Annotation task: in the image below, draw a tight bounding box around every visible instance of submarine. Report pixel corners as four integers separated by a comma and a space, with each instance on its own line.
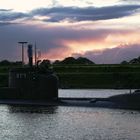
0, 43, 58, 101
0, 43, 140, 110
89, 90, 140, 109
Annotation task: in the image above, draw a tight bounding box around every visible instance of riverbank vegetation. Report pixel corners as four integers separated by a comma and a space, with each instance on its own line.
0, 56, 140, 89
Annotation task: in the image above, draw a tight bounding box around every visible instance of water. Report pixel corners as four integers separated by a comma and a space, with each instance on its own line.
0, 89, 140, 140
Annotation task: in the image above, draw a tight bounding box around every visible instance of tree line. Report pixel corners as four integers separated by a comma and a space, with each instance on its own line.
0, 57, 95, 66
0, 60, 22, 66
121, 56, 140, 64
1, 55, 140, 66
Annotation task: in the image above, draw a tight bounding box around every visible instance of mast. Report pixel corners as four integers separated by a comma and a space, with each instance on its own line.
18, 42, 28, 66
35, 42, 37, 66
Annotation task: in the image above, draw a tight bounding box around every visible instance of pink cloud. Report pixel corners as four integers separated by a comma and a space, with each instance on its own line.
41, 46, 72, 61
72, 44, 140, 64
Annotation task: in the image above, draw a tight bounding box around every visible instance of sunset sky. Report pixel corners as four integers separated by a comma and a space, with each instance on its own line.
0, 0, 140, 63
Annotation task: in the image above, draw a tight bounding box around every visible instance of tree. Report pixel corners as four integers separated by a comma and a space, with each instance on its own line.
0, 60, 11, 66
129, 58, 139, 64
54, 57, 95, 65
60, 57, 77, 64
121, 61, 128, 65
53, 60, 61, 65
39, 59, 51, 68
76, 57, 94, 64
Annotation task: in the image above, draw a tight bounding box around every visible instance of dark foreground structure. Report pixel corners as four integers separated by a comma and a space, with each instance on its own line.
0, 66, 140, 110
0, 43, 59, 101
0, 43, 140, 110
0, 68, 140, 110
0, 67, 58, 100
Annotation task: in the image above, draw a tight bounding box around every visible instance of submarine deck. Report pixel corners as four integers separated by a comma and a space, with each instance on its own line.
0, 97, 140, 110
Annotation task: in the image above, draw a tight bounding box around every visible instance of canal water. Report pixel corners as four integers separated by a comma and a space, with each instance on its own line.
0, 89, 140, 140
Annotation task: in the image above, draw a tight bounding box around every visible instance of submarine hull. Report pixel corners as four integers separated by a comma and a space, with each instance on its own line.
0, 67, 140, 110
0, 67, 58, 100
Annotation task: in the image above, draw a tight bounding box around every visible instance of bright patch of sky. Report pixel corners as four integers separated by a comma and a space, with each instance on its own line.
0, 0, 121, 12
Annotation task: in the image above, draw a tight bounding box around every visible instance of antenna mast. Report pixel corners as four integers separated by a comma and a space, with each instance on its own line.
18, 41, 28, 66
35, 42, 37, 66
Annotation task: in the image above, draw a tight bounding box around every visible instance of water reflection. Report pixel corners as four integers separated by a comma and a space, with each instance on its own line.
0, 89, 139, 140
8, 105, 58, 114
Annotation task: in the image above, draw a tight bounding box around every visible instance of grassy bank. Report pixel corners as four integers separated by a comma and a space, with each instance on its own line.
54, 64, 140, 89
1, 64, 140, 89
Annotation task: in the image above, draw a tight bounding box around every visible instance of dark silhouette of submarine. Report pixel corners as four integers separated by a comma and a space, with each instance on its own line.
0, 44, 140, 109
89, 90, 140, 109
0, 44, 58, 101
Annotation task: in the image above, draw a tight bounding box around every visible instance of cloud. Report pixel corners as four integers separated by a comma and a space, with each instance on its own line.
0, 9, 29, 23
0, 19, 139, 63
31, 5, 140, 22
120, 0, 140, 3
42, 46, 72, 60
0, 22, 18, 26
119, 0, 140, 5
0, 23, 105, 60
0, 20, 139, 61
0, 9, 12, 12
72, 44, 140, 64
0, 4, 140, 24
0, 24, 75, 61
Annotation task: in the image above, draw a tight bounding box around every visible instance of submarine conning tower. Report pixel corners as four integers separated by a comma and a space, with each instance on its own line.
8, 44, 58, 100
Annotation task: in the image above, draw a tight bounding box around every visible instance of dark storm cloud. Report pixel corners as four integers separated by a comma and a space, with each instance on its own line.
72, 44, 140, 64
0, 4, 140, 24
0, 9, 29, 24
31, 5, 140, 22
0, 22, 17, 26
